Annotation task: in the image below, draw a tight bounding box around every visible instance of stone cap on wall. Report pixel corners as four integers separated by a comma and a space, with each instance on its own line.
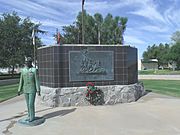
38, 44, 136, 50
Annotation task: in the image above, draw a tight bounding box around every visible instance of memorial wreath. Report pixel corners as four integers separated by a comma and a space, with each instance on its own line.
85, 82, 104, 105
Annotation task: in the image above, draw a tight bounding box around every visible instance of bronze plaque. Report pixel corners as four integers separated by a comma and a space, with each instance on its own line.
69, 50, 114, 81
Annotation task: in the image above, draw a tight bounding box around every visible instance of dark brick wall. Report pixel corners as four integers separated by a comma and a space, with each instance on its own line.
37, 45, 138, 88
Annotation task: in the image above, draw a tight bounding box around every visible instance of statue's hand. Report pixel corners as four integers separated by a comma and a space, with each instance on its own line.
18, 92, 21, 96
38, 91, 41, 96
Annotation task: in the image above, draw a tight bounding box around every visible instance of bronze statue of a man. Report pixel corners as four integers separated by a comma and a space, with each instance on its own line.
18, 57, 40, 122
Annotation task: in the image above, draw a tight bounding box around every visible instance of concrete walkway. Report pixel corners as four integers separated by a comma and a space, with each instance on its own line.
139, 75, 180, 80
1, 93, 180, 135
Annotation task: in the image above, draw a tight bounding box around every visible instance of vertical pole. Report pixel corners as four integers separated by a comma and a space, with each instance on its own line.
34, 43, 36, 67
98, 27, 100, 45
56, 28, 58, 44
78, 30, 80, 44
118, 20, 123, 45
32, 28, 36, 67
56, 28, 61, 45
82, 2, 84, 44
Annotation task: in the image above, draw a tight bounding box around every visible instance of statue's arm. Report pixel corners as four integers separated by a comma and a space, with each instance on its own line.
35, 69, 41, 94
18, 71, 24, 93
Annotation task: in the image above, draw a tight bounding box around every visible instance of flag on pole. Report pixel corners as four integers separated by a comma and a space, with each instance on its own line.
56, 28, 61, 45
82, 0, 85, 5
57, 32, 60, 45
32, 28, 35, 45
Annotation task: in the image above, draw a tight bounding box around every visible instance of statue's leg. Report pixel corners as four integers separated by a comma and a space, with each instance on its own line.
29, 93, 36, 122
24, 93, 30, 121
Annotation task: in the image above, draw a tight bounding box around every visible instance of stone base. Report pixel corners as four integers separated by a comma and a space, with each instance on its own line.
18, 117, 45, 126
38, 82, 145, 107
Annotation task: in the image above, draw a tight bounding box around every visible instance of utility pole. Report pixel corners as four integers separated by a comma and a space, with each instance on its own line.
82, 0, 85, 44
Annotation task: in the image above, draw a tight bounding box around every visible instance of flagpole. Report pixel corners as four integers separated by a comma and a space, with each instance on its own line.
32, 28, 36, 67
56, 28, 58, 44
82, 1, 84, 44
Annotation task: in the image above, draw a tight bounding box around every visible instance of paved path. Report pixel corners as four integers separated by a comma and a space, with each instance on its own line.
139, 75, 180, 80
1, 93, 180, 135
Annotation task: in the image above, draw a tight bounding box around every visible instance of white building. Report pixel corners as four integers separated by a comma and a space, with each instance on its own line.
140, 59, 158, 70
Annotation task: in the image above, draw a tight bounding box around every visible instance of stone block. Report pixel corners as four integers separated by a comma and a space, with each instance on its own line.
39, 82, 145, 107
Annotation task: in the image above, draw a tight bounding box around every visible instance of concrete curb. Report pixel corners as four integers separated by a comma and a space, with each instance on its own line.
0, 79, 19, 86
139, 75, 180, 80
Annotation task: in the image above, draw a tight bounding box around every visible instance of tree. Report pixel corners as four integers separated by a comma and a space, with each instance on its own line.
62, 10, 96, 44
169, 31, 180, 69
143, 31, 180, 70
143, 43, 170, 68
62, 25, 79, 44
156, 43, 170, 69
0, 12, 43, 76
119, 17, 128, 44
143, 44, 158, 60
94, 13, 103, 44
171, 31, 180, 43
101, 13, 113, 44
62, 11, 128, 44
169, 42, 180, 69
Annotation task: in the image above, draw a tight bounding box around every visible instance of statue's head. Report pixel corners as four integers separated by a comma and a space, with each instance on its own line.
25, 57, 33, 67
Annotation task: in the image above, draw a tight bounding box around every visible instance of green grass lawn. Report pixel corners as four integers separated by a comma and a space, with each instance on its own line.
139, 70, 180, 75
141, 80, 180, 97
0, 84, 18, 102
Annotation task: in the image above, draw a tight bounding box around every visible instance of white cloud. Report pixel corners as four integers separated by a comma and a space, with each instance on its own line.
124, 35, 145, 45
41, 36, 55, 45
31, 19, 67, 28
1, 0, 71, 21
127, 0, 180, 30
139, 25, 169, 33
128, 0, 166, 24
164, 8, 180, 28
42, 20, 65, 28
33, 0, 81, 16
84, 0, 140, 16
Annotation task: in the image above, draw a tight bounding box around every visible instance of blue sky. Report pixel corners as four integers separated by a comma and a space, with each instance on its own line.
1, 0, 180, 59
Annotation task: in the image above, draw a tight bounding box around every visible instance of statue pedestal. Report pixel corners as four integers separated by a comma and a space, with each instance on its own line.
18, 117, 45, 126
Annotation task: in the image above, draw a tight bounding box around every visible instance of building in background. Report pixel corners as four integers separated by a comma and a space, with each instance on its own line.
0, 67, 21, 74
140, 59, 158, 70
